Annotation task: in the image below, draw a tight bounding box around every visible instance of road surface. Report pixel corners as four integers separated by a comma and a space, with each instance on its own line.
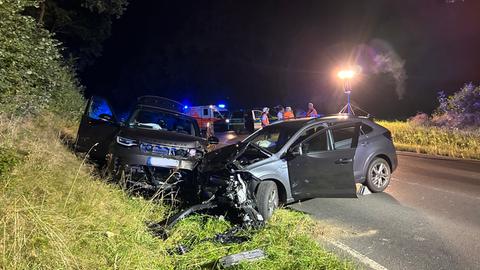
216, 131, 480, 270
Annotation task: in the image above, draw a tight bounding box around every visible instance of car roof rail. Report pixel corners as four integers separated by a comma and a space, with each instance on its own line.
305, 114, 369, 124
136, 96, 184, 113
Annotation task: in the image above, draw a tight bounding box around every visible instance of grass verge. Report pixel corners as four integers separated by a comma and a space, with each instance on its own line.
0, 114, 354, 269
377, 120, 480, 160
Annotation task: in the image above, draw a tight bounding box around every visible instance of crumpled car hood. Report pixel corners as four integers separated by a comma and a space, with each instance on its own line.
118, 127, 207, 149
200, 144, 241, 172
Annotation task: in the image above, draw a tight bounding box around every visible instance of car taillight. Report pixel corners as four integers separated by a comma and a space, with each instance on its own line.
383, 131, 392, 141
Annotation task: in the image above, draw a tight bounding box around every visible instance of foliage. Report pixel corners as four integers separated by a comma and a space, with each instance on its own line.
0, 114, 353, 269
0, 147, 24, 176
27, 0, 128, 69
408, 112, 430, 127
0, 0, 85, 117
433, 83, 480, 129
378, 120, 480, 160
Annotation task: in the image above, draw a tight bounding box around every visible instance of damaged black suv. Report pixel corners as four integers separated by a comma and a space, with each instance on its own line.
76, 96, 264, 228
75, 96, 220, 193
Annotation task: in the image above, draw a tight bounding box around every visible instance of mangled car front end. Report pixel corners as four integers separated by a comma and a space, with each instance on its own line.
106, 128, 208, 192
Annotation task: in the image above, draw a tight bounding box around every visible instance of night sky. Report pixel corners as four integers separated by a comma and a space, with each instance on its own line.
81, 0, 480, 119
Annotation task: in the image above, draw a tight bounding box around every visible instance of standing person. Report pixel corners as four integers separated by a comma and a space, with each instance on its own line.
261, 107, 270, 127
284, 107, 295, 119
306, 102, 318, 118
277, 106, 284, 121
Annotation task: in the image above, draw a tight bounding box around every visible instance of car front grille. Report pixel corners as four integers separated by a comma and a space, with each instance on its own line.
139, 143, 190, 158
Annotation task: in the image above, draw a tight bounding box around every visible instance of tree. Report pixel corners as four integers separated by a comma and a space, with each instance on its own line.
29, 0, 128, 70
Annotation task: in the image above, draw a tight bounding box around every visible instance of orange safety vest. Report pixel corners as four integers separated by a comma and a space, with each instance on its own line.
306, 108, 318, 117
284, 111, 294, 119
261, 112, 269, 127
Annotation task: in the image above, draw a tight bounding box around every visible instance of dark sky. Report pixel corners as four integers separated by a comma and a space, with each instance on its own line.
82, 0, 480, 119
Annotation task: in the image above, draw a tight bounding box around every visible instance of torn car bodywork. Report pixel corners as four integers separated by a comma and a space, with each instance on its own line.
148, 144, 267, 239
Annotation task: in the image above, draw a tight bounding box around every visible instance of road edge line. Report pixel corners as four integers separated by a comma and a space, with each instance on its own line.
324, 239, 389, 270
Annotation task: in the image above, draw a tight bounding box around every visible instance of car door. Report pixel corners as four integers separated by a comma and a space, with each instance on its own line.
353, 122, 375, 182
75, 96, 120, 160
287, 123, 360, 200
252, 110, 262, 130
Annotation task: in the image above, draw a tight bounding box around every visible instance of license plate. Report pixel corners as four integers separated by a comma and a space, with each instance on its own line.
147, 157, 180, 167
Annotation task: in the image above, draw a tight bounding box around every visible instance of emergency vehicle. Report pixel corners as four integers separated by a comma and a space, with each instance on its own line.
184, 104, 230, 132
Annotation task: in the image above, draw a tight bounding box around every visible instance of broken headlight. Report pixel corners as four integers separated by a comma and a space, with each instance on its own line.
116, 136, 138, 147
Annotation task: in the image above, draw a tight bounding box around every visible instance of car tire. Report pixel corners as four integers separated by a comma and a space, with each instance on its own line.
365, 157, 391, 192
255, 181, 279, 221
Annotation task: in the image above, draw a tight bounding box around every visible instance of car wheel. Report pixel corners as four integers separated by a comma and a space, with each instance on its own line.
366, 157, 391, 192
256, 181, 279, 220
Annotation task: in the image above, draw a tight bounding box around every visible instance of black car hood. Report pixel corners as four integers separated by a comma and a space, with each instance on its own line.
118, 127, 207, 149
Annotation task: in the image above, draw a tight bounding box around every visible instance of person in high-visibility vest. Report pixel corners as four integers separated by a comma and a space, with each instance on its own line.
284, 107, 295, 119
306, 102, 318, 118
261, 107, 270, 127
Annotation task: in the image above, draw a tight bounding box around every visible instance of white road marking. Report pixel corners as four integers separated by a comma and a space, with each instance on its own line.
391, 177, 480, 201
326, 239, 389, 270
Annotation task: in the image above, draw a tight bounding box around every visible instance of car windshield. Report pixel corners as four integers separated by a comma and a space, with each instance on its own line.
243, 121, 307, 153
128, 108, 199, 136
231, 111, 244, 118
213, 110, 229, 119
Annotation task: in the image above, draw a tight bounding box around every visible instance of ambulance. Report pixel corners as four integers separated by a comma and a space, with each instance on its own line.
184, 104, 230, 134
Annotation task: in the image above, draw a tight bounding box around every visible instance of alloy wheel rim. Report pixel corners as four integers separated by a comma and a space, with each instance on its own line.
267, 189, 278, 215
370, 162, 390, 188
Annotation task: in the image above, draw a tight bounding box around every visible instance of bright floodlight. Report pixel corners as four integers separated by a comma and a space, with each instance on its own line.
337, 69, 355, 80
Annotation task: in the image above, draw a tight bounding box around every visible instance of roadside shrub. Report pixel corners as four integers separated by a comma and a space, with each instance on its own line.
0, 147, 24, 176
433, 83, 480, 129
0, 0, 85, 118
408, 112, 431, 127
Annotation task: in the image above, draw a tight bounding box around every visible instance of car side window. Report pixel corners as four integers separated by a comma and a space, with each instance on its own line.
292, 125, 324, 147
88, 96, 114, 120
203, 108, 209, 116
360, 123, 373, 136
303, 132, 329, 153
331, 126, 356, 149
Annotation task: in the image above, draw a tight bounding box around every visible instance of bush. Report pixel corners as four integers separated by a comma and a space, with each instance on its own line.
433, 83, 480, 129
0, 147, 24, 176
0, 0, 85, 118
408, 112, 431, 127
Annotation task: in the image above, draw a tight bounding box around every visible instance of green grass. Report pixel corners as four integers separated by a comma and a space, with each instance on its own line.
0, 115, 354, 269
377, 120, 480, 160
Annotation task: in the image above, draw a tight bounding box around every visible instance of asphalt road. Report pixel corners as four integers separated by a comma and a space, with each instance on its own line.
216, 131, 480, 270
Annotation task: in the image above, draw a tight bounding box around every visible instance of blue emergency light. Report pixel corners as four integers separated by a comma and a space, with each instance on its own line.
218, 104, 226, 109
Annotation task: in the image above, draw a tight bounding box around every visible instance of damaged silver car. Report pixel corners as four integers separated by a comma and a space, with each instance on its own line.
201, 115, 397, 220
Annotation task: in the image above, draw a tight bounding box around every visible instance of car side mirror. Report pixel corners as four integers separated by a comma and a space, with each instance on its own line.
291, 144, 303, 156
283, 144, 302, 159
208, 136, 219, 145
98, 114, 113, 123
